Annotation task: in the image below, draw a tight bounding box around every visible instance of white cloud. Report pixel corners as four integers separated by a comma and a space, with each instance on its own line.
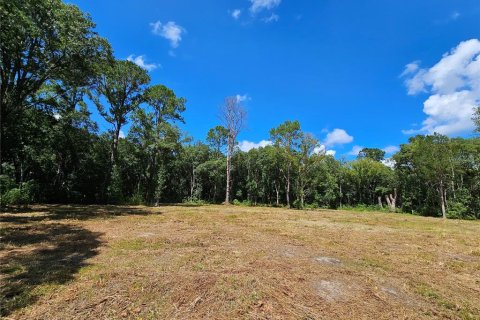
119, 130, 126, 139
401, 39, 480, 135
126, 54, 159, 71
250, 0, 281, 13
53, 113, 61, 120
313, 145, 336, 156
348, 145, 364, 156
232, 9, 242, 20
400, 60, 420, 78
262, 13, 279, 23
235, 94, 250, 102
382, 145, 399, 154
238, 140, 272, 152
326, 150, 336, 156
150, 21, 185, 48
313, 145, 325, 155
323, 128, 354, 146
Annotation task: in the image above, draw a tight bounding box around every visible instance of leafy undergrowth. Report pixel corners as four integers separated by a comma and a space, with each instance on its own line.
1, 205, 479, 319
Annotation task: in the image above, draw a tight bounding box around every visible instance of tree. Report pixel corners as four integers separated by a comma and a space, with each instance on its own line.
394, 134, 453, 218
358, 148, 385, 162
206, 125, 229, 155
0, 0, 111, 176
129, 84, 185, 205
270, 120, 302, 207
349, 158, 394, 207
296, 133, 320, 208
91, 60, 150, 165
219, 97, 246, 204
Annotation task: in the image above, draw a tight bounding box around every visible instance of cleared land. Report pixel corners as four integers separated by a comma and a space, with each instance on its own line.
1, 205, 479, 319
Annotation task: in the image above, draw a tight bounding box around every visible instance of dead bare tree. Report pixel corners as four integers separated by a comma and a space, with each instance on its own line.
219, 97, 246, 204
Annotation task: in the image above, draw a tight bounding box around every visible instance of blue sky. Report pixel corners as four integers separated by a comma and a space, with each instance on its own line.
71, 0, 480, 158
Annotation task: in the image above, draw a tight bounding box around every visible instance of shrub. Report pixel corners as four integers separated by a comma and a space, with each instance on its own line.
447, 202, 474, 220
1, 181, 38, 206
127, 193, 144, 205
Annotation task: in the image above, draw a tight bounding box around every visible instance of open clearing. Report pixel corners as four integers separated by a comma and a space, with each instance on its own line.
1, 205, 480, 319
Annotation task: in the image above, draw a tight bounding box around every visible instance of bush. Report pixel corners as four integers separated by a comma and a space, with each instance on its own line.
182, 198, 208, 205
1, 181, 38, 206
341, 204, 388, 212
232, 199, 252, 206
447, 201, 474, 220
127, 193, 144, 205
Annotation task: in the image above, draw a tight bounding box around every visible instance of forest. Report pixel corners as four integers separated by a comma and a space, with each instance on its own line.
1, 0, 480, 220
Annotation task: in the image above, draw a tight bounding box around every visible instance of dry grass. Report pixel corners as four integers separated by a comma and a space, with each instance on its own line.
1, 204, 479, 319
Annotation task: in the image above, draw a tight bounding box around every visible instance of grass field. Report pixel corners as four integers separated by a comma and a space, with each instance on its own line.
1, 205, 479, 319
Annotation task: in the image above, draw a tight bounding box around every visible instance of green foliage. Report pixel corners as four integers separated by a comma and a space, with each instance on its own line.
206, 126, 229, 154
107, 165, 124, 204
341, 204, 389, 213
1, 181, 38, 206
358, 148, 385, 162
232, 199, 253, 206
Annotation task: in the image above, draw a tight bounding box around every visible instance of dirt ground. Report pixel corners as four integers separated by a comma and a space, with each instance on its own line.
1, 204, 479, 319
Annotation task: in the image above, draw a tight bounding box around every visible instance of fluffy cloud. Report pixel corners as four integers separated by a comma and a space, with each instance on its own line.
231, 9, 242, 20
348, 145, 364, 156
323, 128, 354, 147
127, 54, 159, 71
313, 145, 336, 156
250, 0, 281, 13
150, 21, 185, 48
382, 145, 399, 154
326, 150, 336, 156
119, 130, 126, 139
401, 39, 480, 135
238, 140, 272, 152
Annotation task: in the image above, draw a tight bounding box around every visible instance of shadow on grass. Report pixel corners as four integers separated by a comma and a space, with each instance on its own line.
0, 223, 103, 316
0, 204, 158, 224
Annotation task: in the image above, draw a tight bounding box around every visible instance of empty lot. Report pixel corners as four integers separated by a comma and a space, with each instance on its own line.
1, 205, 479, 319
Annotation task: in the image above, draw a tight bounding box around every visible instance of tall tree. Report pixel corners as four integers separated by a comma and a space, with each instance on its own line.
129, 84, 185, 205
219, 97, 246, 204
358, 148, 386, 162
91, 60, 150, 165
296, 133, 320, 207
0, 0, 110, 176
206, 125, 229, 155
394, 134, 453, 218
270, 120, 302, 207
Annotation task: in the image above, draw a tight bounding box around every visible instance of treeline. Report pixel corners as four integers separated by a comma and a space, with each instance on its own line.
1, 0, 480, 219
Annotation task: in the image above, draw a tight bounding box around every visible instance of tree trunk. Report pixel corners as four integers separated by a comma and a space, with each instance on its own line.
274, 182, 280, 206
439, 181, 447, 219
190, 165, 195, 200
339, 184, 342, 208
385, 188, 397, 212
225, 150, 231, 204
377, 196, 383, 208
286, 166, 291, 207
111, 125, 121, 165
